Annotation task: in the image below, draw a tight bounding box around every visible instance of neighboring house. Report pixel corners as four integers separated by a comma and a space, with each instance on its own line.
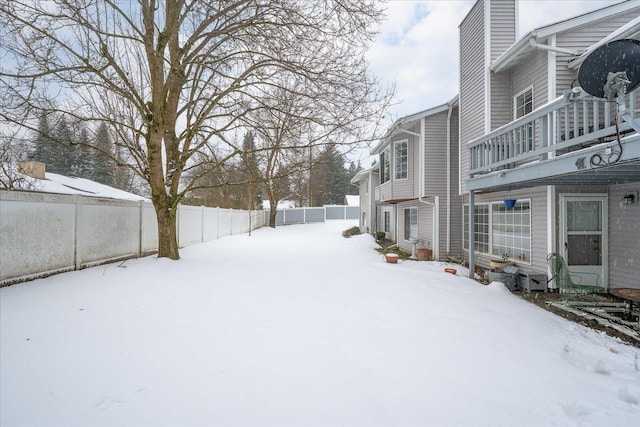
459, 0, 640, 291
344, 194, 359, 207
350, 167, 378, 235
17, 161, 146, 201
370, 97, 461, 260
262, 199, 296, 210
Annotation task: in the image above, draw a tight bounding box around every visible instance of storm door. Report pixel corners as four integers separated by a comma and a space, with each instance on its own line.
560, 195, 608, 288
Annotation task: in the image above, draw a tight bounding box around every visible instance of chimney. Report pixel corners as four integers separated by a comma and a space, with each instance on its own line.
18, 161, 46, 180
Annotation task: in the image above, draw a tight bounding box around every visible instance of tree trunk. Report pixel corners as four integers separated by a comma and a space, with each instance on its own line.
154, 199, 180, 260
269, 208, 277, 228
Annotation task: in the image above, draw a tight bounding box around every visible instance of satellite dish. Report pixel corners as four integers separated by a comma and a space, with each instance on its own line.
577, 39, 640, 99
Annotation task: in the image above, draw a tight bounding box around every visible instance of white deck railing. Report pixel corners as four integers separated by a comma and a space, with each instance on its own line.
468, 89, 637, 177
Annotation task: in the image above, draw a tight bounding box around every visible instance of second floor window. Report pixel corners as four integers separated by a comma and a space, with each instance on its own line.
394, 140, 408, 180
381, 147, 391, 183
515, 88, 533, 118
515, 88, 534, 152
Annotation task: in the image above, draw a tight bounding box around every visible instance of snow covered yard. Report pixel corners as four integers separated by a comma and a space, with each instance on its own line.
1, 220, 639, 426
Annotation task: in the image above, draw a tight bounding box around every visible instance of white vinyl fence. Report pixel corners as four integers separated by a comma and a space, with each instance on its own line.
0, 190, 265, 286
265, 205, 359, 226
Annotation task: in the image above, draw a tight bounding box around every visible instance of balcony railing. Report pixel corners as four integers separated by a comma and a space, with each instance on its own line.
468, 89, 638, 177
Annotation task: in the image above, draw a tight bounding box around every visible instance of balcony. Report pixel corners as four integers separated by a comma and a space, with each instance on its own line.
467, 89, 640, 192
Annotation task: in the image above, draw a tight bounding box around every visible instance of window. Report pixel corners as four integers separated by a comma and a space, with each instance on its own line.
404, 208, 418, 240
514, 88, 534, 152
463, 204, 489, 253
384, 210, 391, 233
394, 140, 408, 180
464, 201, 531, 262
515, 88, 533, 118
491, 202, 531, 261
380, 147, 391, 183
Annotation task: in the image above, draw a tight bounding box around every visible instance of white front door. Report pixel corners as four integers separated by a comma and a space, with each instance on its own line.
560, 195, 608, 289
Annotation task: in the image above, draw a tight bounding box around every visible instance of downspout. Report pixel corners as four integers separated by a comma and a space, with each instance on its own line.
446, 102, 453, 255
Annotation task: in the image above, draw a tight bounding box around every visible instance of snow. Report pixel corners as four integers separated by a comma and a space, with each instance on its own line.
1, 220, 639, 426
24, 171, 147, 200
344, 194, 359, 206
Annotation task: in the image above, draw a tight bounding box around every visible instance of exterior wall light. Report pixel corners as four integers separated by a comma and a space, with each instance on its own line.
622, 193, 636, 205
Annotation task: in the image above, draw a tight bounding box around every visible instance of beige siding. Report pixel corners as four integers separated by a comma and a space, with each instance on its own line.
512, 49, 548, 111
397, 201, 433, 254
490, 71, 512, 130
489, 1, 516, 130
489, 0, 516, 61
424, 111, 448, 195
423, 107, 464, 259
608, 184, 640, 290
459, 1, 485, 194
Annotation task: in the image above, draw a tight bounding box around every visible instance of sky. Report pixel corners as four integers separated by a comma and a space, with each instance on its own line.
2, 220, 639, 425
355, 0, 623, 165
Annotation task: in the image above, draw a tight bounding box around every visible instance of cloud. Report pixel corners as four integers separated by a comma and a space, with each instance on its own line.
367, 0, 621, 121
367, 1, 473, 120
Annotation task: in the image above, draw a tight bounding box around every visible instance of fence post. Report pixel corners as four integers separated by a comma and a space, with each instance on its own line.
137, 200, 143, 257
201, 205, 205, 243
74, 195, 81, 270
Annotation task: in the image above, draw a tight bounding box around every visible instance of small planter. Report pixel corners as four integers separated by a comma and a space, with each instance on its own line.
385, 253, 399, 264
504, 199, 517, 209
416, 248, 432, 261
444, 268, 457, 275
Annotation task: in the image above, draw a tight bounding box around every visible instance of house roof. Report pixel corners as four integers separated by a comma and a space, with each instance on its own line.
490, 1, 638, 73
350, 167, 377, 185
344, 195, 359, 206
370, 95, 459, 155
26, 171, 147, 201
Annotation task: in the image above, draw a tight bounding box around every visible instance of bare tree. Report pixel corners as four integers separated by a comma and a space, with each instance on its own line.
0, 128, 38, 191
0, 0, 391, 259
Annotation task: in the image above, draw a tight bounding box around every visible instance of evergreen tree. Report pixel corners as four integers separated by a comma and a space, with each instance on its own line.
309, 144, 352, 206
31, 114, 55, 166
48, 116, 74, 174
93, 122, 116, 186
240, 131, 263, 209
70, 124, 93, 178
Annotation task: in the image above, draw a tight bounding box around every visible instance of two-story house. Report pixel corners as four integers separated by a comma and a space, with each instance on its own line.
369, 97, 462, 260
459, 0, 640, 292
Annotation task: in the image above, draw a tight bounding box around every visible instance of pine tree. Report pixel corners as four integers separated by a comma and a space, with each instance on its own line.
93, 122, 116, 186
310, 144, 353, 206
46, 116, 74, 175
31, 114, 55, 166
70, 124, 93, 178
